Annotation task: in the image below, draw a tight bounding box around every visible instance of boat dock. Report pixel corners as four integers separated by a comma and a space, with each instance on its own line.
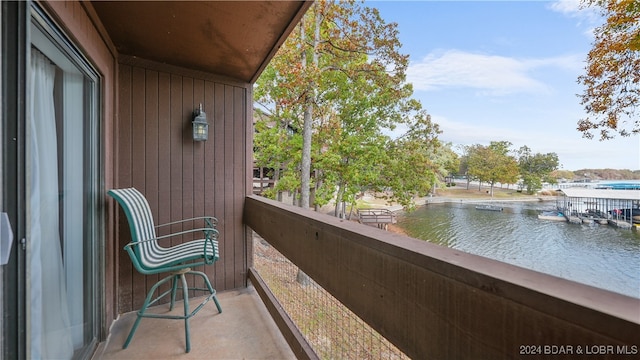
357, 208, 397, 230
608, 219, 633, 229
475, 205, 503, 211
550, 188, 640, 229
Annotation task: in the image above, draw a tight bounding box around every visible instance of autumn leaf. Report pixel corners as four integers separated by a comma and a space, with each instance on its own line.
578, 0, 640, 139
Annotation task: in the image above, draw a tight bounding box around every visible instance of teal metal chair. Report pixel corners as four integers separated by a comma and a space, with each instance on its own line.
108, 188, 222, 353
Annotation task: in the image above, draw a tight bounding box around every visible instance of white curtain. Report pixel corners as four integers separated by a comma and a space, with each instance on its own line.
27, 48, 73, 359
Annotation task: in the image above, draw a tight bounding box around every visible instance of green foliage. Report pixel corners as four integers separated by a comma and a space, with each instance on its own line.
461, 142, 559, 195
440, 142, 462, 178
466, 142, 519, 196
254, 0, 443, 211
253, 109, 303, 197
551, 169, 577, 181
517, 146, 559, 194
375, 116, 442, 210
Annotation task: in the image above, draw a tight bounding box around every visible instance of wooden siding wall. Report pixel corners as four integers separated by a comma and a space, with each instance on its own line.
116, 56, 250, 313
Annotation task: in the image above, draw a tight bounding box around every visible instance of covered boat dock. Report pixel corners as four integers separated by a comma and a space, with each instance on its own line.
559, 188, 640, 228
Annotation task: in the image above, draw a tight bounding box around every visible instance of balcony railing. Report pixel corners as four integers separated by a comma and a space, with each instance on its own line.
253, 233, 408, 359
244, 195, 640, 359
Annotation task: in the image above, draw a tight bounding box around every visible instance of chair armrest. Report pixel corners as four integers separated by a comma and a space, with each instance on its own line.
155, 216, 218, 229
124, 227, 219, 249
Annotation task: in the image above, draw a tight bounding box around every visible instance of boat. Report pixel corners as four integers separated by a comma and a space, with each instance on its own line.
538, 211, 566, 222
580, 216, 595, 225
609, 208, 640, 223
475, 205, 503, 211
581, 209, 609, 225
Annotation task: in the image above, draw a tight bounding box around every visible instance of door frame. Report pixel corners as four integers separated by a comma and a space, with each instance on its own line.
2, 1, 29, 359
2, 1, 104, 358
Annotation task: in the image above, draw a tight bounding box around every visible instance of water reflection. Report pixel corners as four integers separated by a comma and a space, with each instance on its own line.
398, 201, 640, 298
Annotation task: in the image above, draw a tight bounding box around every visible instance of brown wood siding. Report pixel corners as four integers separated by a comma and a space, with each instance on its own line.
117, 65, 134, 313
213, 82, 226, 291
116, 57, 249, 313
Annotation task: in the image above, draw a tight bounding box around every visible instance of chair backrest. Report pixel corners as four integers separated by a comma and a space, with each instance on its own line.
108, 188, 160, 269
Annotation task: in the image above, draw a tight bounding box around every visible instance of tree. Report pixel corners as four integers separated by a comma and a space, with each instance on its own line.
457, 144, 475, 190
551, 169, 576, 182
429, 141, 459, 192
467, 142, 519, 197
376, 112, 441, 210
255, 0, 440, 211
252, 110, 302, 202
578, 0, 640, 139
517, 146, 560, 194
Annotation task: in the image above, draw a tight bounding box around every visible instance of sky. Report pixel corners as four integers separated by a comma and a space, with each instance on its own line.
369, 0, 640, 171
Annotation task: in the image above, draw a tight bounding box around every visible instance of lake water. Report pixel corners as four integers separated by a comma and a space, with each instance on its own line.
397, 201, 640, 298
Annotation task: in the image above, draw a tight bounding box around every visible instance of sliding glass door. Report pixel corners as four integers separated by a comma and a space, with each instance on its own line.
26, 7, 101, 359
3, 3, 101, 358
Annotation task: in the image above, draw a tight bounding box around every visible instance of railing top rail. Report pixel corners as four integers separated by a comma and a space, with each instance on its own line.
357, 208, 393, 215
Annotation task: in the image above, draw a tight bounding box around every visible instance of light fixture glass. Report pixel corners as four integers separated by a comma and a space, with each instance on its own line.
192, 103, 209, 141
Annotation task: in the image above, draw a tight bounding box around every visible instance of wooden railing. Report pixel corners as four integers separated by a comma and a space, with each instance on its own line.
244, 195, 640, 359
252, 177, 275, 194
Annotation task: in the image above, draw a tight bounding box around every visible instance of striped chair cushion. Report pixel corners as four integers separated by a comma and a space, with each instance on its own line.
149, 238, 219, 268
108, 188, 218, 269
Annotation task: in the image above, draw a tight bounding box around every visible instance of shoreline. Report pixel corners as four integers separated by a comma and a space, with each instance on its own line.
367, 193, 559, 236
387, 223, 408, 236
364, 193, 558, 214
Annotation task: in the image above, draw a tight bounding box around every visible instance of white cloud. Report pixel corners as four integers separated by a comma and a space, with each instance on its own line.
407, 50, 582, 95
526, 55, 584, 72
548, 0, 601, 28
549, 0, 583, 15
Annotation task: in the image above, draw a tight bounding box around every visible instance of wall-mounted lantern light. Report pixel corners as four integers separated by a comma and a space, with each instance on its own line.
192, 103, 209, 141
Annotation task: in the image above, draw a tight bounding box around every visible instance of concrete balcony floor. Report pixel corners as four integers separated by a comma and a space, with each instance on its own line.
94, 286, 296, 359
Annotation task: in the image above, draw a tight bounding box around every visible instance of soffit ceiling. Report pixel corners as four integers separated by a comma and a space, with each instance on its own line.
92, 1, 311, 83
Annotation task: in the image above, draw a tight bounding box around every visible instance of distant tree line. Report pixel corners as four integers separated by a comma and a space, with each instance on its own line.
552, 168, 640, 181
455, 141, 559, 195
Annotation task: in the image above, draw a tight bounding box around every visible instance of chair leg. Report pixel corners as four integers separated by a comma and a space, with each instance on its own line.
212, 291, 222, 314
202, 272, 222, 313
187, 270, 222, 314
123, 274, 174, 349
170, 274, 179, 311
123, 312, 144, 349
180, 273, 191, 353
123, 270, 220, 352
